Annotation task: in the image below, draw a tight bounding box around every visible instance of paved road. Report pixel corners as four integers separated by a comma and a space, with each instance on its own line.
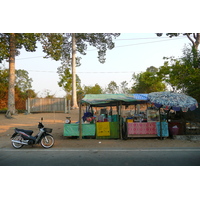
1, 147, 200, 166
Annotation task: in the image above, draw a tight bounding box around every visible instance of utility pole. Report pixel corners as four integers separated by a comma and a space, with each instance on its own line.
71, 33, 79, 109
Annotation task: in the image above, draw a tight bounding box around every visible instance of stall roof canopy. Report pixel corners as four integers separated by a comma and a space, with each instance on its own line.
81, 94, 148, 107
132, 94, 148, 101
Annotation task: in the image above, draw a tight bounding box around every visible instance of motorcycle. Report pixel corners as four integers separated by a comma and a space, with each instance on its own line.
11, 118, 54, 149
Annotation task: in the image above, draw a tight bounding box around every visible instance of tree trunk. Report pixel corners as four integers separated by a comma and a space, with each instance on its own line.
71, 33, 79, 109
6, 33, 16, 117
194, 33, 200, 50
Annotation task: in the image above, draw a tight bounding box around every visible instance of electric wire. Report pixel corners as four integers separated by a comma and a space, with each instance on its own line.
14, 36, 187, 74
15, 36, 186, 60
24, 70, 141, 74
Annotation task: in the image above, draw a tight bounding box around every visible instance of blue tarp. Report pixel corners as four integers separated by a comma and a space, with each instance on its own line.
132, 94, 148, 101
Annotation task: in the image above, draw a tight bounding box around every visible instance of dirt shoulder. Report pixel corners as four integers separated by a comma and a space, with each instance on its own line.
1, 110, 200, 149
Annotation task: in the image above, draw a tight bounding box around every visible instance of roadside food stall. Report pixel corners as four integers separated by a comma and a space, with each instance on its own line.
79, 94, 143, 139
64, 92, 198, 140
63, 94, 122, 138
78, 93, 169, 139
63, 93, 169, 139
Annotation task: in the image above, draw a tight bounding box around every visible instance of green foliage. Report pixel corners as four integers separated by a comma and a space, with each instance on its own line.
131, 67, 166, 93
57, 64, 82, 93
157, 57, 182, 92
106, 81, 119, 94
0, 65, 35, 98
0, 66, 9, 99
42, 33, 120, 65
0, 33, 39, 61
25, 89, 37, 98
157, 46, 200, 101
41, 89, 55, 98
119, 81, 130, 94
83, 84, 103, 94
39, 33, 65, 61
15, 69, 33, 92
181, 45, 200, 69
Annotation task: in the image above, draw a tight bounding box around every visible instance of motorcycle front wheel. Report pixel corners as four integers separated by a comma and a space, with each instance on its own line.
11, 135, 24, 149
40, 135, 54, 148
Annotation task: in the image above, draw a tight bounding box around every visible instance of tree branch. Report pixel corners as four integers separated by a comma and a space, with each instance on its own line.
186, 33, 195, 47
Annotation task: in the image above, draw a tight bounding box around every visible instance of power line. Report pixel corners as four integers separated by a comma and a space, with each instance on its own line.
20, 69, 141, 74
77, 71, 137, 74
88, 36, 186, 50
15, 36, 187, 60
115, 36, 185, 41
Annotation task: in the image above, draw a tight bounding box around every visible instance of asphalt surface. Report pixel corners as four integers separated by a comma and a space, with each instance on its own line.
1, 147, 200, 166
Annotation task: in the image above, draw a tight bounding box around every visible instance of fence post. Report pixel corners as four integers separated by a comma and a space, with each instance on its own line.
27, 98, 30, 114
67, 100, 71, 113
64, 98, 67, 113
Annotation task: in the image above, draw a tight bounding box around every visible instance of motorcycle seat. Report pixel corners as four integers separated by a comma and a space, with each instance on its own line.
16, 128, 33, 135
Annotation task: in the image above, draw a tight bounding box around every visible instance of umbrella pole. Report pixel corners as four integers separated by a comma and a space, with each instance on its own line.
159, 108, 162, 140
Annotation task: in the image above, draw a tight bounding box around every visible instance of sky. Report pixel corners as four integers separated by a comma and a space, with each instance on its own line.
4, 33, 190, 97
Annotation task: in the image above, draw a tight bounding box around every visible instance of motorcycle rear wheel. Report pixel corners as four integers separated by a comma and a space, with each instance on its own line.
11, 135, 24, 149
40, 135, 54, 148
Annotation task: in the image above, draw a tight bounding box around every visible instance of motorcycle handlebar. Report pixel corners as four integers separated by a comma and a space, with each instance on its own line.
38, 122, 44, 129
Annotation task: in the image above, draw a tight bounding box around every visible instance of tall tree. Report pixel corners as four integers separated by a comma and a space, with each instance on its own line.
0, 65, 36, 110
106, 81, 119, 94
0, 33, 39, 117
71, 33, 78, 108
41, 33, 120, 108
119, 81, 130, 94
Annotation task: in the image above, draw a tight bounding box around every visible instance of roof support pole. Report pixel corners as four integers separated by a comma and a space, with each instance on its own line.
118, 101, 122, 139
159, 108, 163, 140
79, 102, 82, 140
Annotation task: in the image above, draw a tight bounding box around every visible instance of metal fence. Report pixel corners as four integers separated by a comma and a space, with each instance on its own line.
26, 98, 69, 113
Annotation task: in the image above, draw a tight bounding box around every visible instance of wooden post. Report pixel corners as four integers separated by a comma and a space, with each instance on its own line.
159, 108, 163, 140
67, 100, 71, 113
27, 98, 30, 114
119, 101, 123, 139
79, 102, 82, 140
64, 98, 67, 113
